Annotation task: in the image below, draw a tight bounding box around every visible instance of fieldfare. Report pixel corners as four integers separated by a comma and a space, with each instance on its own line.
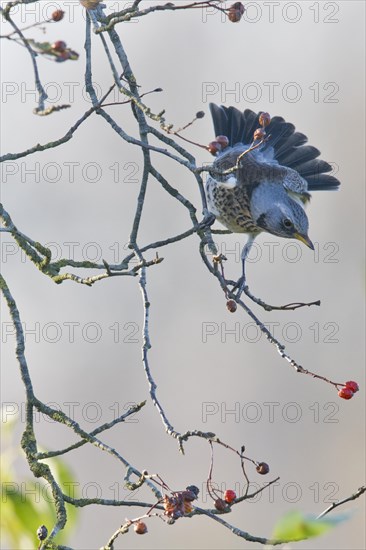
206, 104, 340, 297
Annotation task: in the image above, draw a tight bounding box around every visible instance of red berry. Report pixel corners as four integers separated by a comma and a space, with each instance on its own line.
181, 489, 197, 502
256, 462, 270, 475
214, 498, 227, 511
259, 112, 271, 127
52, 40, 67, 52
338, 387, 354, 400
226, 299, 237, 313
253, 128, 266, 141
51, 9, 64, 21
183, 501, 193, 514
208, 141, 222, 156
224, 489, 236, 504
215, 135, 229, 149
134, 521, 147, 534
345, 381, 359, 393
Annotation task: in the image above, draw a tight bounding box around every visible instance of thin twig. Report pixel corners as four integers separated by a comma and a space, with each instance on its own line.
317, 486, 366, 519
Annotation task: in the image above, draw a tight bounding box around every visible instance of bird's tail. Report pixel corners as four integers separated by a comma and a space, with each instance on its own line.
209, 104, 340, 191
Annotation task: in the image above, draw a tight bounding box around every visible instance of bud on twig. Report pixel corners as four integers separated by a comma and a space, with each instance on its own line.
37, 525, 48, 541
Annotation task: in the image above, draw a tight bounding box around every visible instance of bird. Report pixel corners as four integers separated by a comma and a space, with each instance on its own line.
206, 103, 340, 298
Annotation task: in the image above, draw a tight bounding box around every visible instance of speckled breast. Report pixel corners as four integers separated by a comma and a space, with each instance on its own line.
206, 177, 261, 234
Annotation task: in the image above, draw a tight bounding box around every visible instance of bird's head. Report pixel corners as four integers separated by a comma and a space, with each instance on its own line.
256, 199, 314, 249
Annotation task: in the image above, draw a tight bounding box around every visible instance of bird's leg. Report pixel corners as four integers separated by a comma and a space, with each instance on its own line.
231, 236, 321, 313
233, 234, 255, 299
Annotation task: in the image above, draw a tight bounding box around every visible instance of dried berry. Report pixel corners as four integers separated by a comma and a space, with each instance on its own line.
253, 128, 266, 141
215, 135, 229, 149
55, 51, 72, 62
186, 485, 200, 498
163, 495, 184, 519
227, 2, 245, 23
37, 525, 48, 541
256, 462, 270, 475
52, 40, 67, 52
338, 387, 354, 400
226, 299, 237, 313
224, 489, 236, 504
345, 381, 359, 393
183, 501, 193, 514
181, 491, 197, 502
51, 9, 64, 21
134, 521, 147, 534
259, 112, 271, 127
214, 498, 228, 511
208, 141, 222, 155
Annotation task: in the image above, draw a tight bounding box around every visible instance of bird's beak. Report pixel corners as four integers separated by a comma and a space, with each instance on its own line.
294, 232, 314, 250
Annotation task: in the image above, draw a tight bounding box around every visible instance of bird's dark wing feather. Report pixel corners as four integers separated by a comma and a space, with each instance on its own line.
209, 104, 340, 191
211, 143, 275, 189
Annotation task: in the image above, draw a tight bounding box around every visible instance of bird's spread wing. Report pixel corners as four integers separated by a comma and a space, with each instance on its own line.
281, 168, 310, 204
209, 104, 340, 192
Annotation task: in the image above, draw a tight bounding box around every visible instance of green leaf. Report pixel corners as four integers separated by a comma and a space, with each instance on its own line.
1, 481, 54, 548
1, 428, 79, 548
272, 510, 349, 542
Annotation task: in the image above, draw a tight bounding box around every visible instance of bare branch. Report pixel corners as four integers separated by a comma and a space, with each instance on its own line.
317, 486, 366, 519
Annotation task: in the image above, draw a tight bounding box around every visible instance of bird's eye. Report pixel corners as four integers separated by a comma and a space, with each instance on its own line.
283, 218, 293, 229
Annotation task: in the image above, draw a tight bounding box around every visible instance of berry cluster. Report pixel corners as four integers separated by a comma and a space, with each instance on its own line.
163, 486, 199, 519
213, 490, 237, 511
338, 380, 359, 400
208, 135, 230, 156
126, 485, 199, 536
212, 461, 270, 511
254, 111, 271, 142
